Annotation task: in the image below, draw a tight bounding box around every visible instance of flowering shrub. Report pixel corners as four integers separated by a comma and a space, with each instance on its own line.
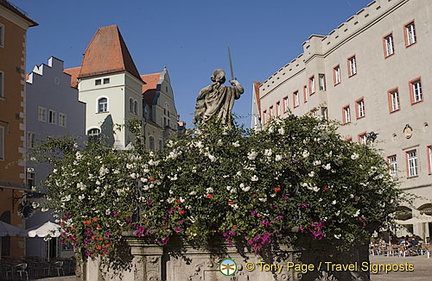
35, 115, 401, 263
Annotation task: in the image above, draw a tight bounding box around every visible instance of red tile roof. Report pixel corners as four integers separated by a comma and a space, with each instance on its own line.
141, 73, 161, 105
78, 25, 142, 81
64, 67, 81, 88
253, 81, 262, 114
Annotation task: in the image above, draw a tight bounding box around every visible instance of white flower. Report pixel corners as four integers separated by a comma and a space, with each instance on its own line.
126, 163, 134, 169
178, 197, 185, 203
335, 211, 340, 216
105, 209, 111, 215
77, 182, 86, 190
113, 169, 120, 174
334, 234, 341, 239
275, 155, 282, 161
251, 175, 259, 182
99, 166, 109, 177
232, 141, 240, 147
332, 200, 337, 205
41, 207, 49, 212
313, 160, 321, 166
307, 185, 320, 192
353, 210, 360, 217
240, 184, 251, 192
167, 198, 175, 203
189, 191, 197, 196
247, 150, 258, 160
351, 153, 359, 160
259, 197, 267, 202
302, 150, 310, 158
308, 171, 315, 177
226, 186, 232, 192
208, 154, 216, 162
206, 188, 214, 194
323, 163, 331, 170
78, 194, 85, 200
31, 202, 40, 208
264, 149, 272, 157
130, 173, 137, 179
61, 195, 71, 202
278, 127, 285, 135
230, 203, 239, 210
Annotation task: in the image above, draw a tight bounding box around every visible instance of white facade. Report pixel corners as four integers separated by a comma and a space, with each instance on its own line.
78, 71, 143, 148
255, 0, 432, 238
26, 56, 85, 259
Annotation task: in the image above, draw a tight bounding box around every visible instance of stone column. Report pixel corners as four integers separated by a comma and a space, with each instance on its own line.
126, 236, 164, 281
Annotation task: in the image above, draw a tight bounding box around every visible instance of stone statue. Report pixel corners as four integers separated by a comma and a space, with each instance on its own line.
193, 69, 244, 124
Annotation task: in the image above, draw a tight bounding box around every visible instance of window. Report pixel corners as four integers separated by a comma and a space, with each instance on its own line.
358, 132, 367, 144
87, 128, 101, 142
283, 96, 289, 113
27, 132, 36, 148
269, 106, 273, 118
103, 78, 110, 84
342, 105, 351, 124
293, 91, 299, 107
406, 150, 419, 177
387, 155, 398, 177
38, 107, 46, 122
49, 110, 56, 124
59, 113, 66, 127
0, 24, 4, 47
383, 34, 395, 57
26, 171, 35, 188
333, 65, 341, 85
0, 126, 4, 160
149, 136, 155, 150
95, 79, 102, 86
309, 76, 315, 95
405, 21, 416, 46
262, 110, 267, 125
276, 101, 281, 117
98, 98, 108, 112
0, 71, 3, 98
410, 78, 422, 104
319, 74, 326, 91
356, 98, 365, 119
321, 107, 328, 120
348, 56, 357, 77
129, 98, 134, 113
428, 146, 432, 174
133, 101, 138, 115
303, 85, 308, 103
388, 89, 400, 113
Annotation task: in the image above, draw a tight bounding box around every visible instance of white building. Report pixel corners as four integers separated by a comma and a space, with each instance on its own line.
26, 56, 85, 259
66, 25, 179, 150
254, 0, 432, 238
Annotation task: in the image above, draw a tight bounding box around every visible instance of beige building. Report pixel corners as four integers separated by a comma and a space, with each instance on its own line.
255, 0, 432, 238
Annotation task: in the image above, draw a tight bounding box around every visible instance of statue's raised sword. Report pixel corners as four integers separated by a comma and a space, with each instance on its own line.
228, 46, 236, 81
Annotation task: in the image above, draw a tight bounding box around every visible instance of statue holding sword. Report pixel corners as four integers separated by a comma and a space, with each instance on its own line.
192, 47, 244, 125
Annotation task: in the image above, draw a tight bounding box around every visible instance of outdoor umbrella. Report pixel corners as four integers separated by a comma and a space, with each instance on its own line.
0, 221, 26, 260
27, 221, 62, 262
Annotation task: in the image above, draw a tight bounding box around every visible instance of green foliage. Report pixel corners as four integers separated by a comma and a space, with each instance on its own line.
36, 115, 402, 263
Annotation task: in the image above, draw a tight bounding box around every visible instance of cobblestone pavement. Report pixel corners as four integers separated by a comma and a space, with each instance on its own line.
370, 254, 432, 281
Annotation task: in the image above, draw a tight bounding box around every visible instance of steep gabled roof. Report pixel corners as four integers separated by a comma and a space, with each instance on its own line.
253, 81, 262, 114
78, 25, 142, 81
0, 0, 38, 27
64, 67, 81, 88
141, 73, 161, 105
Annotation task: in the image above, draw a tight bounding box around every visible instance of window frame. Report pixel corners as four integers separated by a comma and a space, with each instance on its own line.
87, 128, 101, 142
347, 55, 357, 77
0, 71, 4, 98
48, 110, 56, 125
409, 78, 423, 105
59, 113, 67, 127
355, 98, 365, 119
427, 146, 432, 175
318, 74, 326, 91
95, 79, 102, 86
262, 110, 267, 125
404, 21, 417, 47
387, 154, 398, 177
27, 131, 36, 148
103, 78, 110, 84
98, 97, 109, 113
342, 105, 351, 124
275, 101, 280, 117
269, 106, 274, 118
38, 107, 47, 122
283, 96, 289, 113
0, 23, 4, 47
0, 126, 4, 161
308, 76, 315, 95
406, 149, 419, 178
293, 90, 300, 108
358, 132, 367, 144
383, 33, 395, 58
333, 65, 341, 86
388, 88, 400, 113
303, 85, 308, 103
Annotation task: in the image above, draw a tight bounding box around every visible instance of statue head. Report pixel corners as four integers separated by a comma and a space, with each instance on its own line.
210, 69, 226, 84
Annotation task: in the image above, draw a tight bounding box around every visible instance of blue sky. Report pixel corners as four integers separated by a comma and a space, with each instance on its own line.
10, 0, 371, 127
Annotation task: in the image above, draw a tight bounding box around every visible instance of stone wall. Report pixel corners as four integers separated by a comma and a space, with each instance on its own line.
83, 235, 370, 281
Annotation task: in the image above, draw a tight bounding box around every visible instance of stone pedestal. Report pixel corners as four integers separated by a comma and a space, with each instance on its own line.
84, 235, 370, 281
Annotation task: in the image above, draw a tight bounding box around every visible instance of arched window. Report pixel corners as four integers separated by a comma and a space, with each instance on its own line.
98, 98, 108, 113
133, 101, 138, 115
149, 136, 155, 150
129, 98, 134, 113
87, 128, 101, 142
